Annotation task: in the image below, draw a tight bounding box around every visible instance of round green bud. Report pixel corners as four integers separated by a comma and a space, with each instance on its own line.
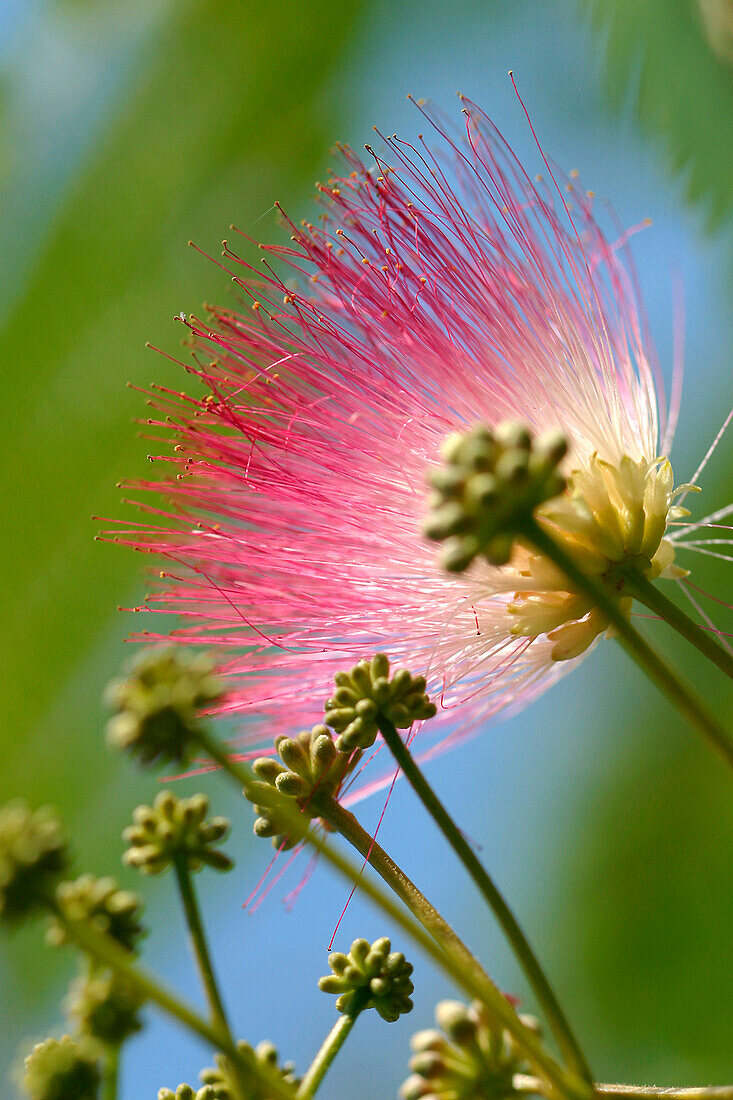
123, 792, 232, 875
275, 772, 310, 798
324, 655, 436, 752
0, 802, 69, 923
408, 1028, 446, 1053
407, 1050, 448, 1079
105, 647, 223, 768
319, 937, 414, 1022
49, 874, 145, 953
424, 422, 568, 572
21, 1035, 101, 1100
251, 758, 284, 784
399, 1075, 433, 1100
434, 999, 477, 1044
158, 1087, 216, 1100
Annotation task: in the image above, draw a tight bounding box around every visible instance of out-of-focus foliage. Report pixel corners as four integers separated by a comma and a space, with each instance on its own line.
0, 0, 365, 1050
697, 0, 733, 64
587, 0, 733, 225
551, 615, 733, 1082
0, 0, 365, 820
562, 7, 733, 1081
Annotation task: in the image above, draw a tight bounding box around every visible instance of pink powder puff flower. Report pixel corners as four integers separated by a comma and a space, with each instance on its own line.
111, 94, 709, 768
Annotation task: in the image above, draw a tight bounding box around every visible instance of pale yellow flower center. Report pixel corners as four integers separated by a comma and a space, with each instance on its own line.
507, 454, 694, 661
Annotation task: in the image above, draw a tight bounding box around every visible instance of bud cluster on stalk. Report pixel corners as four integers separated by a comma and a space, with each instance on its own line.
319, 937, 415, 1022
401, 999, 541, 1100
198, 1039, 298, 1100
325, 653, 436, 751
48, 874, 146, 953
65, 971, 143, 1047
245, 724, 348, 850
21, 1035, 102, 1100
105, 647, 224, 766
424, 422, 568, 571
0, 801, 69, 922
123, 791, 232, 875
244, 654, 437, 849
4, 640, 568, 1100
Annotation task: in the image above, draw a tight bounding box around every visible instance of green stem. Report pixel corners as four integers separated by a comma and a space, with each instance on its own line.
102, 1046, 119, 1100
296, 1000, 366, 1100
375, 715, 592, 1085
320, 796, 486, 982
597, 1089, 733, 1100
622, 569, 733, 681
319, 796, 589, 1100
194, 732, 447, 966
173, 855, 231, 1035
523, 518, 733, 769
46, 902, 295, 1100
515, 1080, 733, 1100
195, 730, 590, 1100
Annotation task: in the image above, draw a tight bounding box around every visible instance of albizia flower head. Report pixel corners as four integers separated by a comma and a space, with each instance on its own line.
113, 95, 702, 765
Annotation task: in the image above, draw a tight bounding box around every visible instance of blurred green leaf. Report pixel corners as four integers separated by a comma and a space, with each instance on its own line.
587, 0, 733, 225
557, 10, 733, 1072
1, 0, 365, 791
0, 0, 366, 1040
548, 557, 733, 1083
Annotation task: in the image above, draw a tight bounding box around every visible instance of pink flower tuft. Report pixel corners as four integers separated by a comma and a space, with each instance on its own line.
110, 96, 674, 767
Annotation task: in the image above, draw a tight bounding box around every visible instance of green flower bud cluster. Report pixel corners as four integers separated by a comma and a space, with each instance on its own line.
400, 999, 540, 1099
325, 654, 436, 751
199, 1040, 298, 1099
21, 1035, 101, 1100
66, 971, 143, 1046
0, 802, 69, 922
158, 1086, 216, 1100
123, 792, 232, 875
245, 725, 348, 850
319, 937, 414, 1022
0, 799, 146, 1085
48, 874, 145, 953
424, 423, 568, 571
105, 647, 223, 766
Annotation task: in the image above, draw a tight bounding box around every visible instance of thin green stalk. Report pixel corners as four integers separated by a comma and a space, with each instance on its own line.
194, 731, 449, 967
515, 1079, 733, 1100
195, 730, 590, 1100
173, 855, 231, 1035
319, 796, 486, 982
171, 859, 247, 1100
375, 714, 592, 1085
46, 902, 295, 1100
102, 1046, 119, 1100
596, 1088, 733, 1100
296, 997, 368, 1100
523, 518, 733, 769
621, 569, 733, 681
318, 796, 589, 1100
